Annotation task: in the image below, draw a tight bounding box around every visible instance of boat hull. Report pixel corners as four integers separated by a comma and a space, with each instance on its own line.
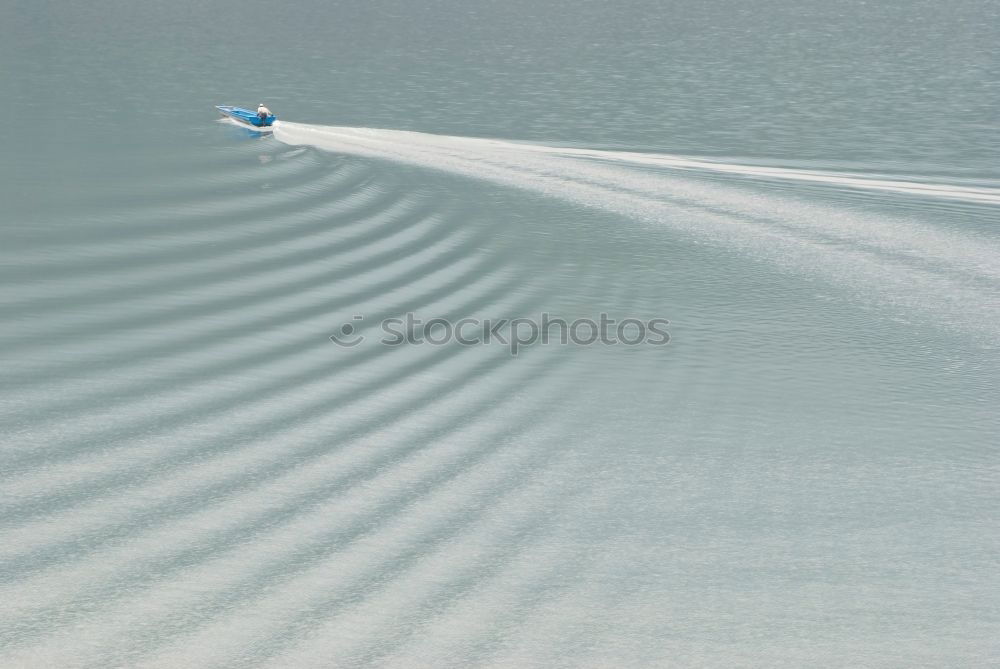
216, 105, 276, 133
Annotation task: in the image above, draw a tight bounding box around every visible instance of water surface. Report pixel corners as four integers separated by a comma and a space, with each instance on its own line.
2, 0, 999, 666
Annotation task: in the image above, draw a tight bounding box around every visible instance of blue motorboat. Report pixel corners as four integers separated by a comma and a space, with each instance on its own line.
216, 105, 276, 132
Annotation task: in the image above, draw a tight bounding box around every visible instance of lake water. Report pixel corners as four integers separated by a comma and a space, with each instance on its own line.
2, 0, 999, 666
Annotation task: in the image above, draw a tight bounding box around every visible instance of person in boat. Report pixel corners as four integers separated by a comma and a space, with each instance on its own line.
256, 103, 272, 126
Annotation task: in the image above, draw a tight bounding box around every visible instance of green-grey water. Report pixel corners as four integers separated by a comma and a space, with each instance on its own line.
2, 1, 999, 666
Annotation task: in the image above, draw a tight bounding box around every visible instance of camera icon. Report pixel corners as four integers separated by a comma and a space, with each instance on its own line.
329, 315, 365, 347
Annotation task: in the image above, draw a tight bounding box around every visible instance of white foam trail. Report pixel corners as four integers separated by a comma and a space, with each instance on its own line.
273, 123, 1000, 205
274, 122, 1000, 342
544, 147, 1000, 205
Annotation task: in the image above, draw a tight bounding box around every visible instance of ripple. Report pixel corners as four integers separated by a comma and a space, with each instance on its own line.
0, 162, 376, 275
17, 356, 579, 668
0, 253, 523, 529
0, 285, 568, 662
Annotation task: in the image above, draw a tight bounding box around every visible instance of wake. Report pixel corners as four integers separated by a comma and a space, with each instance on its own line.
274, 123, 1000, 205
274, 122, 1000, 342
